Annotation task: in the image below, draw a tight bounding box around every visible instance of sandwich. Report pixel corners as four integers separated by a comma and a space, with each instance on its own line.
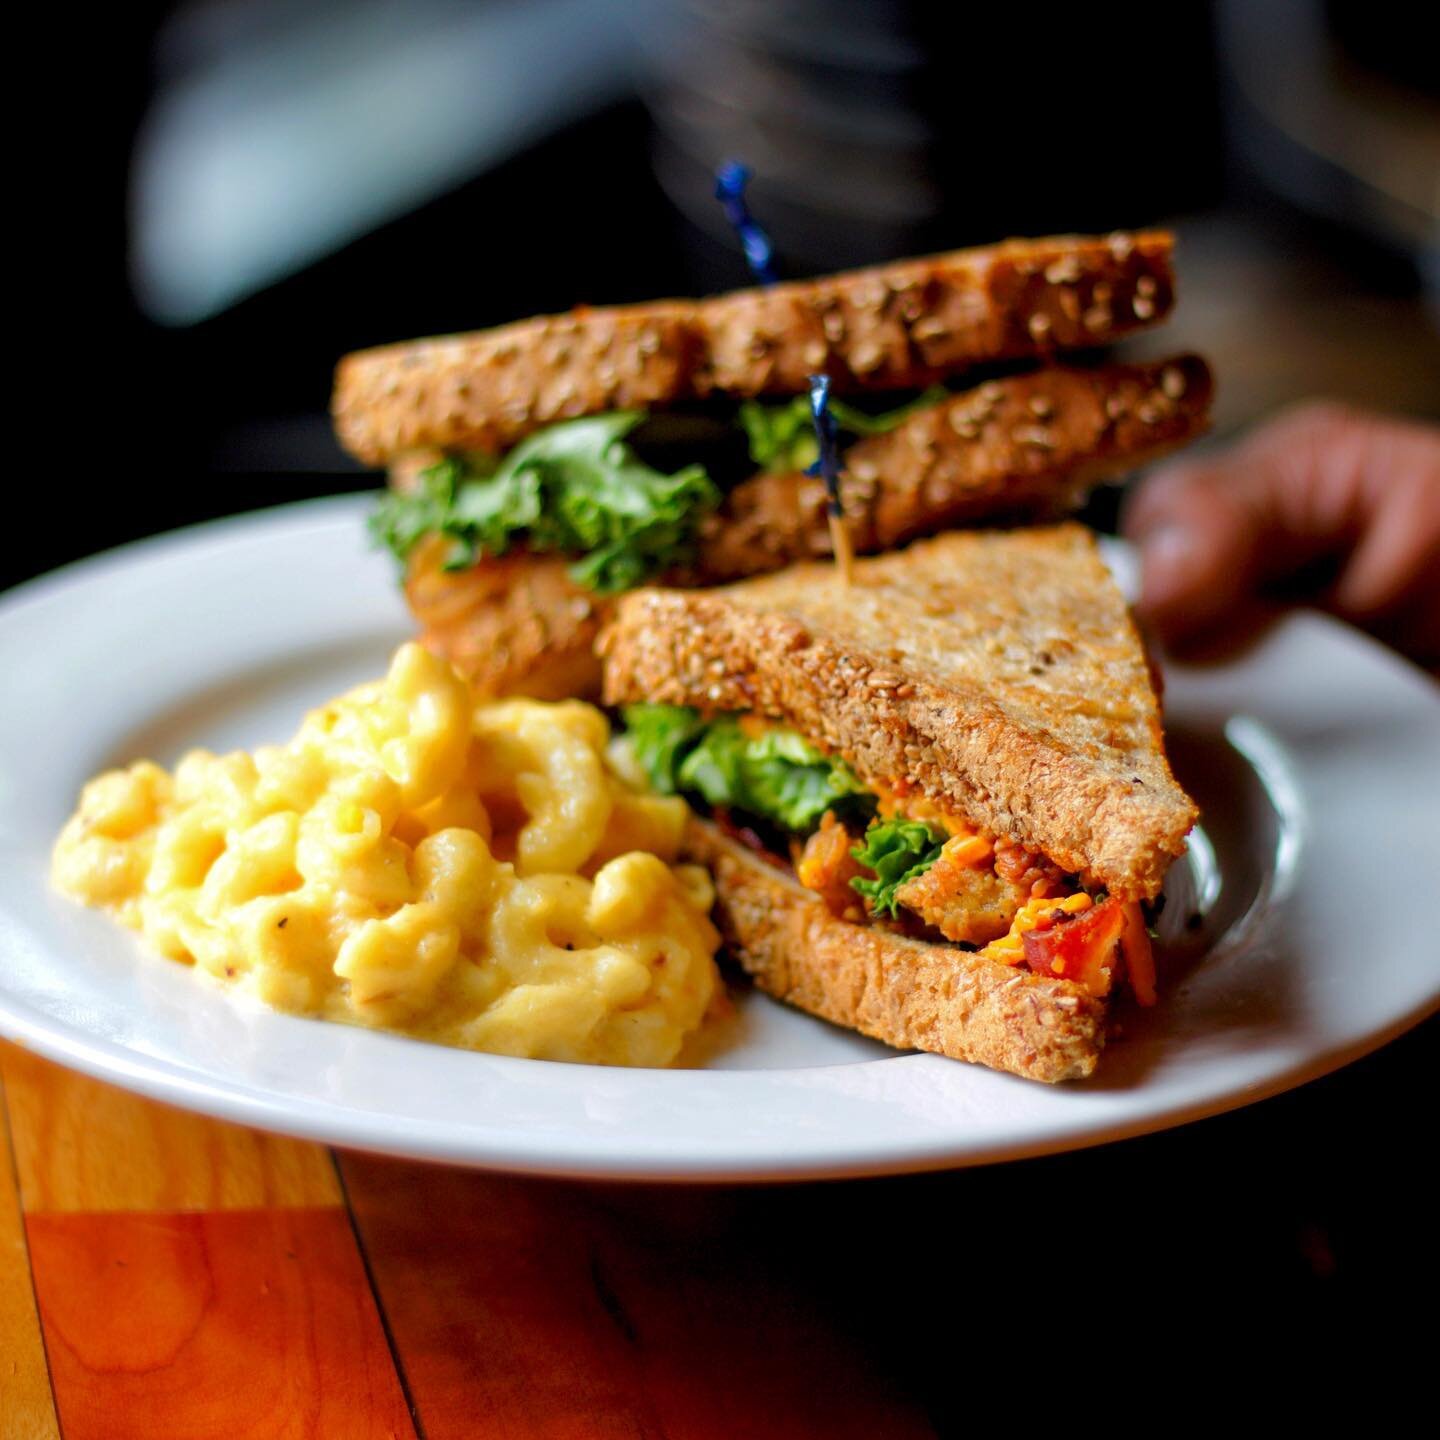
333, 232, 1212, 699
599, 525, 1198, 1083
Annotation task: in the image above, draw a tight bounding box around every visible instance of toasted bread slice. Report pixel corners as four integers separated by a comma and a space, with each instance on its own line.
403, 357, 1210, 699
333, 232, 1175, 465
683, 817, 1107, 1082
601, 525, 1196, 899
693, 231, 1175, 398
695, 355, 1211, 579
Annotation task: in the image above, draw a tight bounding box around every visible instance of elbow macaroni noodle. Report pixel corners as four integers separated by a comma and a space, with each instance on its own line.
52, 643, 721, 1067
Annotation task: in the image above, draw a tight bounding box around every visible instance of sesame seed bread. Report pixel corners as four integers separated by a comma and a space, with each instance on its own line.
683, 817, 1107, 1082
694, 231, 1175, 399
405, 357, 1211, 699
335, 307, 699, 467
600, 525, 1197, 900
332, 232, 1175, 465
695, 354, 1211, 579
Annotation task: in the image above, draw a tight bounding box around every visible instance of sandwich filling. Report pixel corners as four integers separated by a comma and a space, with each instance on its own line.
370, 395, 939, 595
617, 704, 1156, 1003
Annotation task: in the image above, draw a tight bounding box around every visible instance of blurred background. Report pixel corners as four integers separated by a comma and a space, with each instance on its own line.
12, 0, 1438, 590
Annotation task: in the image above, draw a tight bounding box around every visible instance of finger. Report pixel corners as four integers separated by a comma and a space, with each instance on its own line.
1122, 459, 1268, 642
1334, 429, 1440, 619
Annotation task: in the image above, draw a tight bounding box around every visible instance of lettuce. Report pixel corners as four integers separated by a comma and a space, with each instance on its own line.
368, 412, 721, 594
738, 387, 950, 473
849, 818, 946, 918
619, 704, 709, 793
620, 706, 871, 833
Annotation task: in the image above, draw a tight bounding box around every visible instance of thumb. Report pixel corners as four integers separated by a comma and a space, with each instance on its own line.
1122, 458, 1267, 643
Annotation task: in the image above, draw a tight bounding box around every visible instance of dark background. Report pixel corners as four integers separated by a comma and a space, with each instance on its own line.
10, 0, 1437, 593
9, 0, 1438, 1405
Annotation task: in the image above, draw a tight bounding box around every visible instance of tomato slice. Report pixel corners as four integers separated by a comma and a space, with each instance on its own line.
1021, 898, 1127, 996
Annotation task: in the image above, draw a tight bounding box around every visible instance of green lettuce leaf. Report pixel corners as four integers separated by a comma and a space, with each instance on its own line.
733, 728, 872, 833
620, 706, 871, 833
849, 817, 946, 918
619, 704, 708, 794
738, 387, 950, 472
367, 411, 722, 594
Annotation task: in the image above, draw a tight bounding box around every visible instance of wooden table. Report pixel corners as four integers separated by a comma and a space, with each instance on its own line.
3, 1015, 1432, 1436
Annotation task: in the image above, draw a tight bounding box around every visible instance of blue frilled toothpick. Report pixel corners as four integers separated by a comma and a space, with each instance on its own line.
714, 161, 778, 287
808, 374, 855, 585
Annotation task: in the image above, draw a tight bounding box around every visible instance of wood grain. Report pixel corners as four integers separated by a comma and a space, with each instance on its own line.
0, 1043, 341, 1213
26, 1207, 415, 1440
341, 1155, 936, 1440
0, 1075, 60, 1440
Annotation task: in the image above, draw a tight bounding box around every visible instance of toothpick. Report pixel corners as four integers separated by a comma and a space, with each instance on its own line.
808, 374, 854, 586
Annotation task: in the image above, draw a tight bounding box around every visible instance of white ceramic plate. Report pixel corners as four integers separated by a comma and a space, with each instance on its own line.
2, 497, 1437, 1181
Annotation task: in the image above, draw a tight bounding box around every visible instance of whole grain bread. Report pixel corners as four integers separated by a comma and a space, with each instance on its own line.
683, 817, 1107, 1082
695, 355, 1211, 579
601, 525, 1197, 899
405, 357, 1210, 698
693, 231, 1175, 398
333, 232, 1175, 465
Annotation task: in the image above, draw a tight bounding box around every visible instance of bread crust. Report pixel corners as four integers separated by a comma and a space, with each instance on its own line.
601, 525, 1197, 899
684, 818, 1107, 1082
333, 233, 1175, 465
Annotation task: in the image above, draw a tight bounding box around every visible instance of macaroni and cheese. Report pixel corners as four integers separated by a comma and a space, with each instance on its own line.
52, 643, 722, 1067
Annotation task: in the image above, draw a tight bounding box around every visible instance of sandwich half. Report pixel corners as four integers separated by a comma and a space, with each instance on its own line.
336, 232, 1212, 699
599, 525, 1197, 1082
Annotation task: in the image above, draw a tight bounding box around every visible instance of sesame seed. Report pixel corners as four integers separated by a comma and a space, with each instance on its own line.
1105, 395, 1129, 420
1028, 313, 1052, 340
1013, 425, 1055, 449
851, 342, 884, 373
822, 313, 846, 342
1161, 365, 1187, 398
1028, 395, 1054, 419
1082, 306, 1111, 333
912, 317, 949, 341
1136, 275, 1158, 298
1132, 296, 1155, 320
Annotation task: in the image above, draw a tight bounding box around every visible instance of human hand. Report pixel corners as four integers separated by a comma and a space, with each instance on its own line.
1124, 402, 1440, 663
